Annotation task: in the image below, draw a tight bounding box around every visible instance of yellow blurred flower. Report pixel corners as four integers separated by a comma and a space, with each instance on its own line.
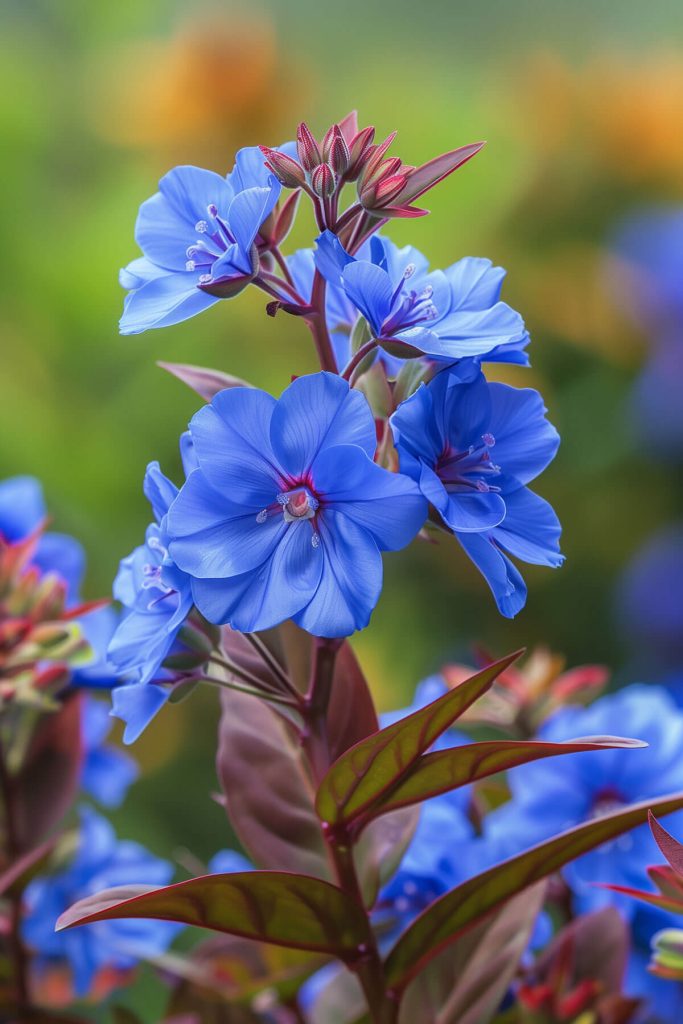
89, 9, 311, 164
513, 51, 683, 184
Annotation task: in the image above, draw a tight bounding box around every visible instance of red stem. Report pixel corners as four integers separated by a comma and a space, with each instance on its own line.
304, 271, 338, 373
0, 738, 30, 1010
342, 339, 379, 383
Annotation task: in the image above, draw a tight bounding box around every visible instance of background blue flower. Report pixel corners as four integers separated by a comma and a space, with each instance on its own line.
81, 696, 138, 808
167, 372, 427, 637
22, 808, 177, 996
391, 368, 562, 617
485, 685, 683, 917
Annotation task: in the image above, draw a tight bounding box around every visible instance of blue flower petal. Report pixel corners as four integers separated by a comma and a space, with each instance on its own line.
168, 469, 286, 579
188, 388, 280, 500
492, 487, 564, 567
143, 462, 178, 524
192, 519, 323, 632
456, 532, 528, 617
136, 166, 235, 271
486, 384, 560, 485
111, 682, 171, 744
311, 444, 427, 550
294, 511, 383, 637
443, 257, 506, 310
34, 533, 86, 604
227, 181, 280, 254
120, 271, 218, 334
442, 490, 507, 533
270, 372, 377, 474
342, 261, 394, 336
0, 476, 46, 541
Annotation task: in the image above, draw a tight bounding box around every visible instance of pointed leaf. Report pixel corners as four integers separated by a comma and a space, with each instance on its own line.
399, 884, 546, 1024
158, 362, 253, 401
316, 651, 523, 827
366, 736, 646, 822
272, 189, 301, 247
216, 687, 332, 880
384, 790, 683, 992
57, 871, 370, 958
395, 143, 485, 204
649, 811, 683, 878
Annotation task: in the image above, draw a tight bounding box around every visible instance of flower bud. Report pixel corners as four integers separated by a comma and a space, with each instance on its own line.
259, 146, 305, 189
346, 125, 375, 180
296, 121, 322, 172
322, 124, 350, 176
311, 162, 336, 198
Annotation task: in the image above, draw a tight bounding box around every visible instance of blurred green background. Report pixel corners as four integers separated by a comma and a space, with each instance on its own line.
1, 2, 683, 1005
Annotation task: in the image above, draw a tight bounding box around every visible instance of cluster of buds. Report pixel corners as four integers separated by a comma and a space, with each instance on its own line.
0, 529, 93, 710
261, 111, 484, 229
451, 647, 609, 738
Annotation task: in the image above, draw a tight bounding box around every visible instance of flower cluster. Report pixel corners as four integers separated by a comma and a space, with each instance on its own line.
110, 112, 563, 735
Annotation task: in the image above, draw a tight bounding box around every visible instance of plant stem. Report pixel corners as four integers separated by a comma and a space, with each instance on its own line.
298, 641, 398, 1024
342, 339, 379, 383
304, 271, 338, 373
202, 674, 299, 709
243, 632, 303, 703
0, 736, 29, 1010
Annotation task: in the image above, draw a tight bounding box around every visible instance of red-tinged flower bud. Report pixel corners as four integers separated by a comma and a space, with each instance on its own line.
359, 155, 402, 192
322, 124, 350, 176
357, 131, 398, 184
346, 125, 376, 179
372, 173, 409, 206
556, 980, 600, 1019
311, 162, 336, 198
296, 121, 322, 171
258, 146, 305, 189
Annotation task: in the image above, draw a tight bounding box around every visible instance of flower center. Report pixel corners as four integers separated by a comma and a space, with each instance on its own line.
255, 487, 320, 547
380, 264, 439, 338
436, 434, 501, 493
184, 205, 237, 279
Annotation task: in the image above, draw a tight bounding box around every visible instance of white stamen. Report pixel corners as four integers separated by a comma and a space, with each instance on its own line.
256, 509, 268, 524
195, 220, 208, 233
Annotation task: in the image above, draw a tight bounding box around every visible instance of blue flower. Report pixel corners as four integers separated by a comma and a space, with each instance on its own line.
314, 231, 530, 366
23, 808, 177, 996
108, 462, 193, 742
485, 686, 683, 917
81, 696, 138, 808
391, 368, 562, 617
119, 144, 294, 335
207, 849, 252, 874
167, 372, 427, 637
0, 475, 86, 604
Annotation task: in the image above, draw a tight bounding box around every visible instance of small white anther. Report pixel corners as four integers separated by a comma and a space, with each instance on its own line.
185, 260, 196, 272
311, 532, 320, 548
195, 220, 208, 233
256, 509, 268, 524
403, 263, 416, 280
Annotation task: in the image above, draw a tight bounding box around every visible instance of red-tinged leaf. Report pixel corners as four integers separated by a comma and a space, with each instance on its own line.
379, 205, 429, 219
384, 790, 683, 992
14, 694, 83, 850
0, 837, 57, 895
649, 812, 683, 877
648, 863, 683, 901
339, 110, 359, 144
158, 362, 253, 402
309, 966, 367, 1024
395, 142, 485, 204
355, 806, 420, 907
216, 687, 332, 880
315, 651, 523, 827
600, 876, 683, 915
56, 872, 370, 959
272, 189, 301, 247
399, 884, 546, 1024
326, 640, 379, 762
364, 736, 646, 823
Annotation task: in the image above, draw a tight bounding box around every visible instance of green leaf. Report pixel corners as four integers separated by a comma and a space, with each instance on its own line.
57, 871, 371, 959
158, 361, 253, 401
316, 651, 523, 827
398, 884, 546, 1024
364, 736, 646, 822
384, 790, 683, 993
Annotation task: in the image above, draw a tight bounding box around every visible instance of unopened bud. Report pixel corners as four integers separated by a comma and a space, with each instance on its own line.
322, 124, 350, 176
346, 125, 375, 180
259, 146, 305, 189
372, 173, 409, 206
296, 122, 322, 172
359, 155, 402, 192
311, 163, 336, 198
